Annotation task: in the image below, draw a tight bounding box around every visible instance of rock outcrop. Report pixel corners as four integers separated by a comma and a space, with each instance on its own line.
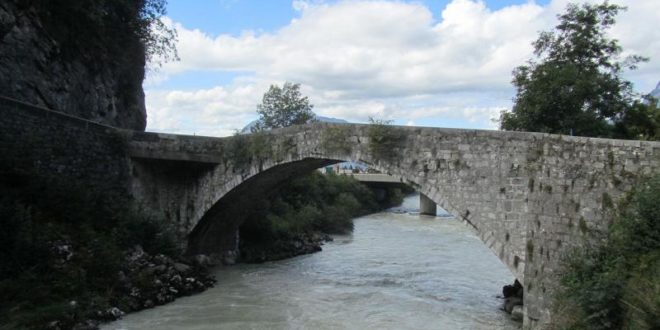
0, 1, 147, 130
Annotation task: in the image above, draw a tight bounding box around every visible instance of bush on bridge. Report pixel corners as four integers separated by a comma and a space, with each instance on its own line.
321, 125, 353, 155
225, 131, 294, 170
367, 118, 407, 161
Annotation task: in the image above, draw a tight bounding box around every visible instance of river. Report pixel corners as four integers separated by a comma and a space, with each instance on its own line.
103, 194, 519, 330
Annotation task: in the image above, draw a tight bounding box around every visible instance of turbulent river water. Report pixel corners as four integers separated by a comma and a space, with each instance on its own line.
104, 194, 519, 330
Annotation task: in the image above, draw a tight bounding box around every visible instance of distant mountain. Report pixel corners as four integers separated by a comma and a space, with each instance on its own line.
650, 81, 660, 99
240, 115, 349, 134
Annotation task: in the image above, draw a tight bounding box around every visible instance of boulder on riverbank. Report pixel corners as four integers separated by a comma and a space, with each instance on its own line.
112, 246, 216, 312
501, 280, 524, 321
59, 246, 216, 330
502, 279, 523, 298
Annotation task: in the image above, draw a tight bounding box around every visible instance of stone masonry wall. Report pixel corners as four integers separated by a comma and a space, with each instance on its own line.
128, 123, 659, 329
2, 96, 656, 330
0, 96, 132, 197
129, 124, 540, 281
521, 135, 659, 328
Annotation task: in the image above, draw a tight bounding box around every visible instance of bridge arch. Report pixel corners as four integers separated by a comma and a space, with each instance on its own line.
128, 122, 659, 328
184, 155, 448, 259
4, 93, 657, 329
129, 123, 533, 279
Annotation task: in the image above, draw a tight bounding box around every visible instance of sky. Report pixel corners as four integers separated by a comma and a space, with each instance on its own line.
144, 0, 660, 137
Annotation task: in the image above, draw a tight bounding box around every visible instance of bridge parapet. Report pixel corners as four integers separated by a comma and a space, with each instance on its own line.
128, 131, 227, 163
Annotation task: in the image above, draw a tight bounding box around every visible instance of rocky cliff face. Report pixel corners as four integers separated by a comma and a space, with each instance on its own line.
0, 1, 147, 130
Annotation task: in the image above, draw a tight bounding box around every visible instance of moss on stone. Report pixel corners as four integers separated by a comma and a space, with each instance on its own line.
367, 119, 406, 161
602, 192, 614, 210
578, 217, 588, 234
527, 239, 535, 262
320, 125, 352, 155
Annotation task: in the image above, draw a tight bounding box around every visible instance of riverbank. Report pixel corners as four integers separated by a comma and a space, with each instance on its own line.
0, 169, 216, 330
240, 232, 333, 263
0, 169, 411, 329
238, 172, 412, 264
42, 247, 216, 330
102, 206, 520, 330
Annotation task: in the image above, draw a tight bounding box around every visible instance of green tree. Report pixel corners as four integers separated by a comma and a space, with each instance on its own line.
499, 1, 648, 137
253, 82, 316, 131
613, 96, 660, 140
32, 0, 177, 66
136, 0, 179, 65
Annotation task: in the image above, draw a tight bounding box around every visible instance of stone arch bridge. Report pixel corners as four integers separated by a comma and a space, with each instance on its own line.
127, 122, 659, 329
2, 98, 658, 329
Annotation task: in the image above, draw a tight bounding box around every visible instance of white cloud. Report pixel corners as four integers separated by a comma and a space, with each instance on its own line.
158, 0, 546, 95
146, 0, 660, 136
146, 82, 270, 136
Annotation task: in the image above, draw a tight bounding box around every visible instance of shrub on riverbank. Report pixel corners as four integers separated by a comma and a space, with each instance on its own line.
0, 171, 213, 329
239, 171, 410, 262
553, 174, 660, 329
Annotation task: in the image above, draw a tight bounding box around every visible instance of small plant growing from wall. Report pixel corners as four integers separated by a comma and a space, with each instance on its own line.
224, 131, 275, 170
248, 131, 272, 163
321, 125, 352, 155
367, 118, 406, 161
273, 136, 297, 163
225, 133, 252, 170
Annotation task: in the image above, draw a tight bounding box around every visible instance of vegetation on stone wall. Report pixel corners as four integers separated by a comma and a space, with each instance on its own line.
0, 163, 213, 329
321, 125, 353, 155
239, 84, 412, 262
552, 174, 660, 329
248, 131, 273, 163
239, 171, 410, 262
367, 118, 406, 161
224, 131, 278, 170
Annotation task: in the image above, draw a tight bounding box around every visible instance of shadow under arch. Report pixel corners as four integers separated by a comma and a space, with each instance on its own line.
186, 156, 462, 262
188, 158, 339, 255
